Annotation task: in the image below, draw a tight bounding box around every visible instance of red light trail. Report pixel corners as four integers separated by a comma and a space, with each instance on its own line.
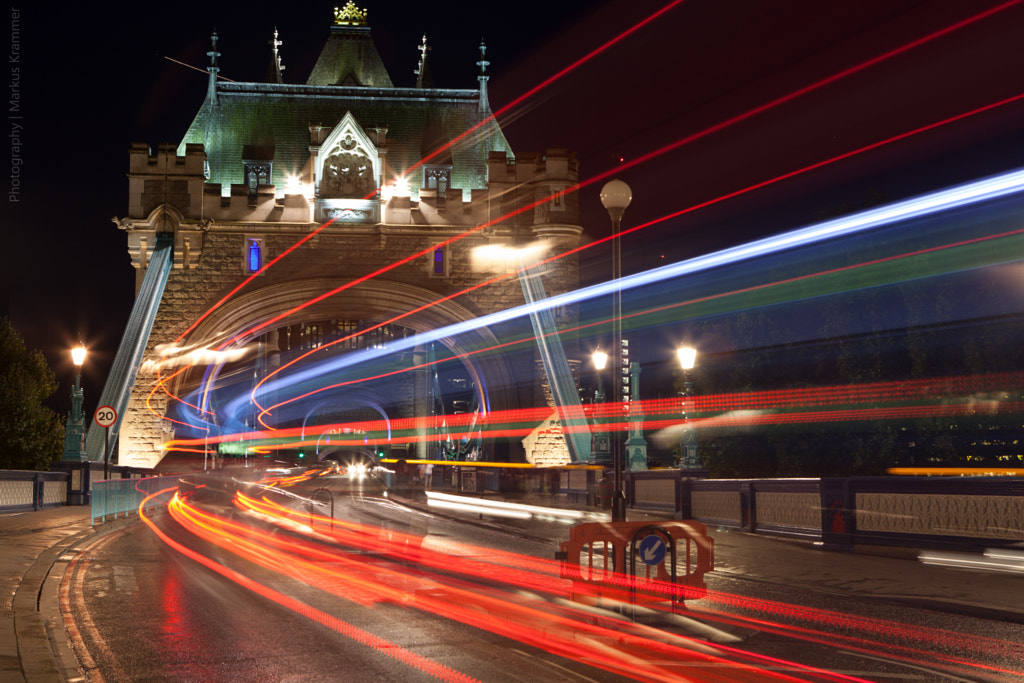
235, 88, 1024, 430
244, 85, 1024, 431
139, 487, 483, 683
135, 485, 1024, 680
200, 0, 692, 353
243, 212, 1024, 436
149, 1, 1024, 445
160, 488, 863, 681
162, 370, 1024, 457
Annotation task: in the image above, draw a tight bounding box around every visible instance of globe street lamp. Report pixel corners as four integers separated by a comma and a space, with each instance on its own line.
677, 346, 700, 470
62, 344, 88, 462
600, 179, 631, 523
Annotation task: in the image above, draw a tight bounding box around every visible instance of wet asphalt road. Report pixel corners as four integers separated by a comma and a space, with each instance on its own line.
62, 474, 1024, 682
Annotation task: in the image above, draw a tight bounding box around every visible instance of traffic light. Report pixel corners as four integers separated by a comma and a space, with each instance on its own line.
298, 451, 306, 460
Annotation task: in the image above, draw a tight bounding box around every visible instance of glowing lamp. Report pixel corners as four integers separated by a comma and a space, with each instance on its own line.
678, 346, 697, 370
600, 179, 632, 218
285, 175, 314, 200
592, 349, 608, 370
62, 343, 88, 463
471, 242, 548, 273
393, 177, 410, 197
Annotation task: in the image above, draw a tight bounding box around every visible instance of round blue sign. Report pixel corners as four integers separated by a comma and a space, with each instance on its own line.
637, 535, 667, 566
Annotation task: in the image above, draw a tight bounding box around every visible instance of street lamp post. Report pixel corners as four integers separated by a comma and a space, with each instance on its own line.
677, 346, 700, 471
592, 349, 607, 403
54, 343, 93, 505
62, 344, 88, 462
591, 349, 610, 462
600, 179, 631, 523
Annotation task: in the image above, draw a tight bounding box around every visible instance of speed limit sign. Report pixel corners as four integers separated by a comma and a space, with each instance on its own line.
94, 405, 117, 428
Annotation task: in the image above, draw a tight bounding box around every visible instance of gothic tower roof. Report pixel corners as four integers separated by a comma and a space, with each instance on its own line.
306, 2, 393, 87
177, 6, 512, 203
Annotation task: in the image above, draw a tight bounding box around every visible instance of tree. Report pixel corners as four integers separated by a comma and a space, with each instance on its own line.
0, 319, 65, 470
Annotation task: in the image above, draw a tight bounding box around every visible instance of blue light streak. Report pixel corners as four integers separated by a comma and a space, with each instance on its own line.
226, 166, 1024, 426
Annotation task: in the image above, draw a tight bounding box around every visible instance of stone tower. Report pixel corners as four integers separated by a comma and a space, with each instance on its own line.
112, 3, 584, 470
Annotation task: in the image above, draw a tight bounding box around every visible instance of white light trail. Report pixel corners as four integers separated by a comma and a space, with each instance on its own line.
235, 166, 1024, 419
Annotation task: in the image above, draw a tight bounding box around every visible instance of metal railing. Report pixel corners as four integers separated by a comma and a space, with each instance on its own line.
625, 470, 1024, 551
91, 475, 180, 525
0, 470, 69, 512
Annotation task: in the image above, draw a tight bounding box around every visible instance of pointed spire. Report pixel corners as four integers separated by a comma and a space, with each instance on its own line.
477, 39, 490, 113
414, 34, 433, 89
308, 3, 392, 86
205, 32, 221, 105
265, 27, 286, 84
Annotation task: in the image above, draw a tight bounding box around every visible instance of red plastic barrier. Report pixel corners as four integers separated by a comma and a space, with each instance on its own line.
558, 519, 713, 611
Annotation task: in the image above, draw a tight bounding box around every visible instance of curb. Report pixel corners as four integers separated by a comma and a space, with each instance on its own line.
13, 516, 138, 683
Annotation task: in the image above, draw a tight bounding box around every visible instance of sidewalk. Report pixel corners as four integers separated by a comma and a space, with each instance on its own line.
0, 505, 132, 683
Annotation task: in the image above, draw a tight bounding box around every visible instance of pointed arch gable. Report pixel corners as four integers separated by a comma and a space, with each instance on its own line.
141, 202, 186, 232
316, 111, 380, 199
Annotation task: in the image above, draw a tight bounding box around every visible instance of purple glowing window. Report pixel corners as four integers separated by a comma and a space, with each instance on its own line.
247, 239, 262, 272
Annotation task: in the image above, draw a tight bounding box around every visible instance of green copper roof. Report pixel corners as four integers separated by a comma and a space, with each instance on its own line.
179, 82, 511, 200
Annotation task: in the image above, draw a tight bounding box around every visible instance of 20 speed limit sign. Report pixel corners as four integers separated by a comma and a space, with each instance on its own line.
94, 405, 117, 428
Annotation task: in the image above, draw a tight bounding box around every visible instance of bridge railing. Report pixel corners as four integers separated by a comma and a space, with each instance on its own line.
467, 465, 1024, 551
0, 470, 69, 512
626, 470, 1024, 552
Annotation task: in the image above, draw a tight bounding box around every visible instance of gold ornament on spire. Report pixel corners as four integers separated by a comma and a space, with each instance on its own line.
333, 1, 368, 26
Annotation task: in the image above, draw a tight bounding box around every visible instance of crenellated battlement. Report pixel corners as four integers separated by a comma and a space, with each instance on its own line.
128, 142, 206, 176
125, 143, 580, 231
127, 143, 207, 220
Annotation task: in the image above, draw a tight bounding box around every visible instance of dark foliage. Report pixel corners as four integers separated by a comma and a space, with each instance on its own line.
0, 319, 65, 470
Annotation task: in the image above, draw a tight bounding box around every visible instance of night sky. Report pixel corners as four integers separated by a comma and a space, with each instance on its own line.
7, 0, 1024, 417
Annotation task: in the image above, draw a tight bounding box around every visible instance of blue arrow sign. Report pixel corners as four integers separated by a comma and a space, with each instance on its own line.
637, 535, 667, 566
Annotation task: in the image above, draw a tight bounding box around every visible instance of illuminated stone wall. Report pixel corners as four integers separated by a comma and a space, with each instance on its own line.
117, 144, 582, 468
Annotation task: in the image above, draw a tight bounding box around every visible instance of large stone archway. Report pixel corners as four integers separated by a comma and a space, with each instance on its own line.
123, 276, 524, 468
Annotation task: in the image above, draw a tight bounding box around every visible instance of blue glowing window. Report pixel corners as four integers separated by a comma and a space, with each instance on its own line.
247, 238, 263, 272
432, 247, 445, 275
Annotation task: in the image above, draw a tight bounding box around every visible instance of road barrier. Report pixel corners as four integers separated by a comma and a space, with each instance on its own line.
91, 475, 180, 525
557, 520, 713, 612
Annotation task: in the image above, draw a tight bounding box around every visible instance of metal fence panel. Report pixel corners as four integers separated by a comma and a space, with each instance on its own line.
91, 475, 180, 525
